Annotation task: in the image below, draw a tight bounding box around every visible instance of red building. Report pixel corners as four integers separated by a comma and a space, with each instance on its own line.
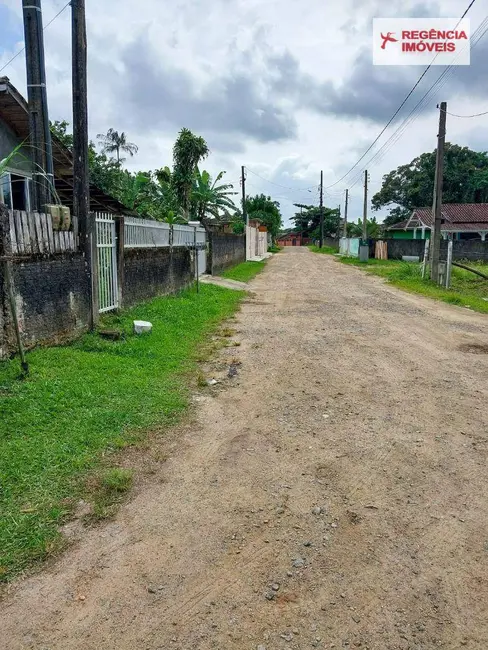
276, 232, 311, 247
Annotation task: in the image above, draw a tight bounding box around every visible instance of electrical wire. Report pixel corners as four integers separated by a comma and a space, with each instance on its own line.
324, 0, 478, 190
345, 15, 488, 191
446, 109, 488, 118
0, 1, 71, 74
245, 167, 317, 192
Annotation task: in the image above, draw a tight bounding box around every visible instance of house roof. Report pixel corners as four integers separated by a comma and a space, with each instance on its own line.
0, 76, 129, 214
388, 204, 488, 232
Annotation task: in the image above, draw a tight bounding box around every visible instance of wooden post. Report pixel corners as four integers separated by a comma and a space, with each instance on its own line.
446, 238, 453, 288
421, 238, 431, 279
23, 0, 52, 210
343, 189, 349, 239
0, 206, 29, 374
430, 102, 447, 283
362, 170, 368, 241
319, 170, 324, 248
72, 0, 93, 326
116, 216, 124, 308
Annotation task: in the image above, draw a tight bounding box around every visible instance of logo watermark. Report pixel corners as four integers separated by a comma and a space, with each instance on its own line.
373, 18, 470, 65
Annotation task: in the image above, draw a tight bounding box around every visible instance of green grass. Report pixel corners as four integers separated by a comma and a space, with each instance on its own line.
221, 260, 266, 283
338, 257, 488, 313
0, 284, 244, 581
268, 245, 282, 253
308, 245, 339, 255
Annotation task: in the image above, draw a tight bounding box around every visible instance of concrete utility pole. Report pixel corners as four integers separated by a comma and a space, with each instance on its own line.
23, 0, 54, 210
72, 0, 94, 326
241, 165, 247, 225
430, 102, 447, 283
343, 188, 349, 238
319, 170, 324, 248
362, 170, 368, 241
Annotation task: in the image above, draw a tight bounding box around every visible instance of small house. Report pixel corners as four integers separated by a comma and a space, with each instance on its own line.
387, 204, 488, 241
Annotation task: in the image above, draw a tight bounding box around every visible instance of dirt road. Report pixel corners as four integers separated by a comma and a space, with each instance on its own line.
2, 247, 488, 650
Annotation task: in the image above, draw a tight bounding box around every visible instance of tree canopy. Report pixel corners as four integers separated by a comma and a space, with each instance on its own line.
292, 203, 341, 239
372, 143, 488, 227
50, 122, 237, 224
245, 194, 283, 238
96, 128, 138, 165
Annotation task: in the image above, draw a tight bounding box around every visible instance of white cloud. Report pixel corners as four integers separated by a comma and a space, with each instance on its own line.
1, 0, 487, 226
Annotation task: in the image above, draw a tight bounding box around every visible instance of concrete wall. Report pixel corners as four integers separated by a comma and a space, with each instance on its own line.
384, 238, 488, 261
1, 254, 90, 356
208, 232, 246, 274
123, 247, 193, 307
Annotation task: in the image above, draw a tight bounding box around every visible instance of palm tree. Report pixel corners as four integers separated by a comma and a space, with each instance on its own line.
97, 128, 138, 165
191, 168, 237, 223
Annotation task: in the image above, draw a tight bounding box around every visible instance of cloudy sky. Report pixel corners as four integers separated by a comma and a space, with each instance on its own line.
1, 0, 487, 225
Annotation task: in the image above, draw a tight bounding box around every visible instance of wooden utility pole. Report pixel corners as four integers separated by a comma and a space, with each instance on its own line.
23, 0, 53, 210
319, 170, 324, 248
362, 170, 368, 241
343, 188, 349, 238
430, 102, 447, 283
241, 166, 247, 225
72, 0, 94, 326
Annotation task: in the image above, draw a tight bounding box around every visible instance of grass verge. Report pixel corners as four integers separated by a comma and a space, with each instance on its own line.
339, 257, 488, 314
221, 260, 266, 283
0, 284, 244, 581
309, 245, 339, 255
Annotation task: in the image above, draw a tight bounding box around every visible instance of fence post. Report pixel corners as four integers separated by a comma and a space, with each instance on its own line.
115, 216, 125, 307
89, 212, 99, 326
445, 239, 453, 289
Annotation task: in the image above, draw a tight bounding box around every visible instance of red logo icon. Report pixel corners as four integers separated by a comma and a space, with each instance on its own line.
381, 32, 398, 49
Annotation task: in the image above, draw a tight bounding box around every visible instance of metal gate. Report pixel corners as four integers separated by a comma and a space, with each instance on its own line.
96, 213, 118, 313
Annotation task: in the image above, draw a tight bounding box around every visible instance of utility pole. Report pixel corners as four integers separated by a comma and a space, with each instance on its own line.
343, 188, 349, 238
241, 166, 247, 225
430, 102, 447, 283
23, 0, 54, 210
319, 170, 324, 248
72, 0, 93, 326
362, 170, 368, 241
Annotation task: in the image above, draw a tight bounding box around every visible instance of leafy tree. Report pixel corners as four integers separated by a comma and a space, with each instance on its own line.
347, 217, 380, 238
172, 128, 209, 220
372, 143, 488, 226
96, 128, 139, 165
191, 168, 237, 223
291, 203, 340, 239
245, 194, 282, 239
50, 120, 73, 150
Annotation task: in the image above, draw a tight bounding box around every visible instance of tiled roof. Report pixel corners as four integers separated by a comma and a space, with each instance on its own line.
413, 204, 488, 226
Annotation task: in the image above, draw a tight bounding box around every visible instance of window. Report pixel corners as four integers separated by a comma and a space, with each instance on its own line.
0, 172, 31, 211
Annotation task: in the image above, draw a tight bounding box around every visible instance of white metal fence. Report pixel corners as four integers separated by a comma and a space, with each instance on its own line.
123, 217, 207, 275
96, 213, 118, 313
124, 216, 170, 248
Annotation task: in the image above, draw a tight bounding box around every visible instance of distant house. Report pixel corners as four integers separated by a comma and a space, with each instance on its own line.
0, 76, 127, 214
276, 232, 311, 246
387, 204, 488, 241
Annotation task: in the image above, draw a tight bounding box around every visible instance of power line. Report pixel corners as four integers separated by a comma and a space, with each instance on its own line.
346, 15, 488, 190
446, 109, 488, 118
245, 166, 316, 192
324, 0, 478, 190
0, 1, 71, 74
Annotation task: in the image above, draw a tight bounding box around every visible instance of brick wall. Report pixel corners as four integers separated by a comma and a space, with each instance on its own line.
208, 232, 246, 274
123, 246, 193, 307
